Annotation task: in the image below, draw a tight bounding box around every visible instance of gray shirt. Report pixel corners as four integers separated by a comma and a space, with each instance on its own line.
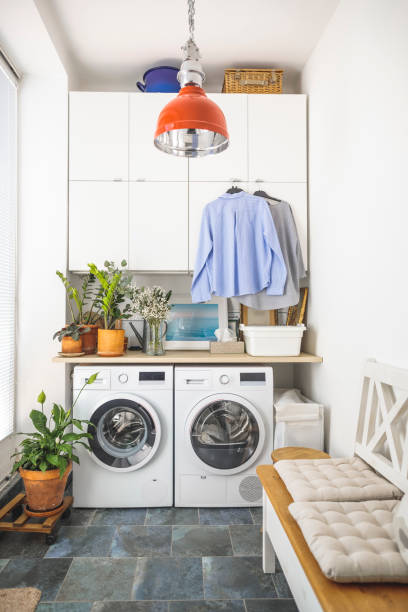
238, 199, 306, 310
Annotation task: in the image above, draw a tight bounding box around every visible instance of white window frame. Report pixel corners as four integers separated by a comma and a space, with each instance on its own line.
0, 47, 19, 479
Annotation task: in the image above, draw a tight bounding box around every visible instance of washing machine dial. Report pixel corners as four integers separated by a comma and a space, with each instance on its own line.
219, 374, 230, 385
118, 373, 128, 384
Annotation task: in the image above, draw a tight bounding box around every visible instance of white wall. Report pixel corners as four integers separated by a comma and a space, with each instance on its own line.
17, 74, 68, 432
296, 0, 408, 456
0, 0, 68, 469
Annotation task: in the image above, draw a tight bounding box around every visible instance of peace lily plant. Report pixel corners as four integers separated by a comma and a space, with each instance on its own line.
11, 373, 98, 514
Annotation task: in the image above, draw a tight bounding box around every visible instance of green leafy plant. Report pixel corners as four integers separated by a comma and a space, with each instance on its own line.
88, 260, 134, 330
53, 322, 90, 342
56, 270, 102, 325
11, 373, 98, 478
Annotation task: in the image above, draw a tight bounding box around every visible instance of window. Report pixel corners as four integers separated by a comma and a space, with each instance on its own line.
0, 52, 18, 441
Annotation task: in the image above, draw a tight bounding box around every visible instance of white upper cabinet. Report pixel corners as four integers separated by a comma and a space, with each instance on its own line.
129, 94, 188, 181
69, 181, 128, 271
188, 182, 233, 271
248, 95, 306, 182
69, 92, 129, 181
189, 94, 247, 182
129, 182, 188, 271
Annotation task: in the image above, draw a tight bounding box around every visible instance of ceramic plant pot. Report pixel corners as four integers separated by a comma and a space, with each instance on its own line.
81, 324, 98, 354
61, 335, 83, 354
97, 328, 125, 357
19, 461, 72, 515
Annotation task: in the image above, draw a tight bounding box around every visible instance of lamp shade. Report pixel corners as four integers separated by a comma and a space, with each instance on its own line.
154, 85, 229, 157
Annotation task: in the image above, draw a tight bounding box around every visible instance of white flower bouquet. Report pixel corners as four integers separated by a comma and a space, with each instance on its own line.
131, 286, 172, 355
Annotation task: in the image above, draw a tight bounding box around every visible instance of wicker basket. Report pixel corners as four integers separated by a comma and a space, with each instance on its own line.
222, 68, 283, 94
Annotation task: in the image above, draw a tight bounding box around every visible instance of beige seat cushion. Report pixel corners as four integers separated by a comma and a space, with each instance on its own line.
289, 499, 408, 583
275, 456, 402, 502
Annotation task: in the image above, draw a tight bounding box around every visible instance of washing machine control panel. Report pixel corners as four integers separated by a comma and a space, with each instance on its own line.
118, 373, 128, 384
219, 374, 230, 385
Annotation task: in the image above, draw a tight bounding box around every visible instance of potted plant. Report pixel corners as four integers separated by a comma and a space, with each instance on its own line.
56, 271, 102, 354
88, 260, 134, 356
53, 322, 90, 354
11, 373, 97, 515
131, 286, 172, 355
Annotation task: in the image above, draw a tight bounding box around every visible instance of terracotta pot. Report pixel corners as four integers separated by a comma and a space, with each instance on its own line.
61, 335, 82, 353
81, 324, 98, 354
19, 461, 72, 514
97, 328, 125, 357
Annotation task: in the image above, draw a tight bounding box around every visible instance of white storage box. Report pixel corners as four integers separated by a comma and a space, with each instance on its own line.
240, 324, 306, 356
274, 388, 324, 451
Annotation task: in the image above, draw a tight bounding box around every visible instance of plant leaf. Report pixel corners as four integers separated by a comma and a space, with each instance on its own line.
46, 454, 60, 467
86, 372, 99, 385
58, 456, 68, 478
39, 461, 48, 472
30, 410, 48, 434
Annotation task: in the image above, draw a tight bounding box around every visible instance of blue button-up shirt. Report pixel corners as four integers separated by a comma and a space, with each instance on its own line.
191, 192, 287, 303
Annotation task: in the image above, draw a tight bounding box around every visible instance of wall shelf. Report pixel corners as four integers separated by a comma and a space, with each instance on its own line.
53, 350, 322, 365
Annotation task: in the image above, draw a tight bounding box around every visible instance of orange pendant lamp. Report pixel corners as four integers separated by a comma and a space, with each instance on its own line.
154, 1, 229, 158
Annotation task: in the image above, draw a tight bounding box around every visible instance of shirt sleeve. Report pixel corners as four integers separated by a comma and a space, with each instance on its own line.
261, 203, 287, 296
288, 204, 306, 279
191, 206, 213, 303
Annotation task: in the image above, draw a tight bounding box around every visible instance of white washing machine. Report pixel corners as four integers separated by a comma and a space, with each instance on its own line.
72, 365, 173, 507
175, 366, 273, 507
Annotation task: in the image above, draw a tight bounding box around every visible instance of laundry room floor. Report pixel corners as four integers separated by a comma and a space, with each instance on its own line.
0, 506, 298, 611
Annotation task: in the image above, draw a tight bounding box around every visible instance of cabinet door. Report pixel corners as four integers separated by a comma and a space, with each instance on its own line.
248, 95, 306, 182
69, 181, 128, 271
129, 182, 188, 271
69, 92, 128, 181
248, 182, 308, 268
129, 94, 188, 181
188, 182, 232, 271
189, 94, 247, 182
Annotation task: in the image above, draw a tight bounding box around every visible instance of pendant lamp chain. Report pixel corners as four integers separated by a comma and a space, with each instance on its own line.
188, 0, 196, 41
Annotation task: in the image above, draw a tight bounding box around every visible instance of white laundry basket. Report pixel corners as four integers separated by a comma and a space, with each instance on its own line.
274, 388, 324, 451
240, 324, 306, 356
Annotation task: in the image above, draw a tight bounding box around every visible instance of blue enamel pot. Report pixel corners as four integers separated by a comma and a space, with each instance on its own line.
137, 66, 180, 93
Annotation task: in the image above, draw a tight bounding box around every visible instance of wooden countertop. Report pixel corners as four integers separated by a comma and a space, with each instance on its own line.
52, 350, 323, 364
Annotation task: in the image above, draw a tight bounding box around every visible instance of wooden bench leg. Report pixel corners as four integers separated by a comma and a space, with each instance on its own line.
262, 490, 276, 573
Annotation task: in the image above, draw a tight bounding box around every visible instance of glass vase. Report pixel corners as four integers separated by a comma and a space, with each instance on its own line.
145, 320, 167, 356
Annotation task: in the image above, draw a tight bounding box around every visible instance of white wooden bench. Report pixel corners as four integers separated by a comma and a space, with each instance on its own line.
257, 360, 408, 612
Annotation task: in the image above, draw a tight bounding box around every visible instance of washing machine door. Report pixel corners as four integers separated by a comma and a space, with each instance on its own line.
186, 393, 265, 475
87, 393, 161, 472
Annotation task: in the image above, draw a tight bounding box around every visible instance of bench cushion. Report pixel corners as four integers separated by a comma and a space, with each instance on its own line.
289, 499, 408, 583
275, 456, 402, 502
394, 495, 408, 566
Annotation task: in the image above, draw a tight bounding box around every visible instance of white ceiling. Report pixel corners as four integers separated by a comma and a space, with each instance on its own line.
34, 0, 339, 92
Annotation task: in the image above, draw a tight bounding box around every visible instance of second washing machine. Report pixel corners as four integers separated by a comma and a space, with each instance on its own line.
73, 365, 173, 507
174, 366, 274, 507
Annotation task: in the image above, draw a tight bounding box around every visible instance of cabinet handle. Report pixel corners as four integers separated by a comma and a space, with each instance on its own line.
113, 178, 123, 182
230, 178, 241, 182
136, 178, 146, 182
255, 178, 263, 183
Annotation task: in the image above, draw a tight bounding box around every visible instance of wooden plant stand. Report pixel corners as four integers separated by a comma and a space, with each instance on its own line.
0, 493, 73, 544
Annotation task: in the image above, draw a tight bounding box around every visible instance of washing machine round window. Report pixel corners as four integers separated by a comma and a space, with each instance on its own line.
88, 397, 160, 471
187, 394, 265, 473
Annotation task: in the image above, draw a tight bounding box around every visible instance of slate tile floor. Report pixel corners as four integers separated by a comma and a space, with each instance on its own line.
0, 506, 298, 611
